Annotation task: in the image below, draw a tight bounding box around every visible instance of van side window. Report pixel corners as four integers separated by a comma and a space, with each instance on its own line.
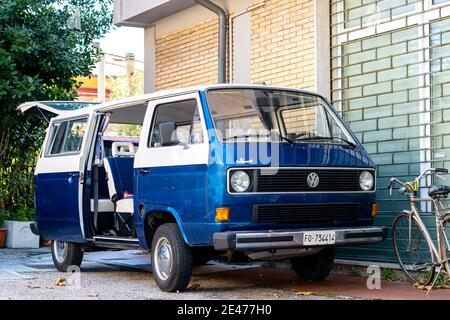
47, 117, 88, 155
148, 99, 203, 148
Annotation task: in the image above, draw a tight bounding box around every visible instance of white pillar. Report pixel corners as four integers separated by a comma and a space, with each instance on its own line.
97, 53, 106, 102
314, 0, 331, 100
144, 25, 156, 93
232, 12, 251, 83
125, 52, 136, 80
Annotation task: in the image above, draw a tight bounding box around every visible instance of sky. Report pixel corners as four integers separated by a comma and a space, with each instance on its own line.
99, 26, 145, 61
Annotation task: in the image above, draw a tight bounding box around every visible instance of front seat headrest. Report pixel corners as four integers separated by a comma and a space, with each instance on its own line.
111, 141, 135, 157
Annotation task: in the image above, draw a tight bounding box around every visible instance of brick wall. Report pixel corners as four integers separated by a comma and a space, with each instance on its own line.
155, 19, 219, 90
155, 0, 316, 91
283, 107, 316, 133
251, 0, 315, 90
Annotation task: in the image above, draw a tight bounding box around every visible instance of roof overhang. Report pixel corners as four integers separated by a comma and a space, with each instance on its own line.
113, 0, 197, 27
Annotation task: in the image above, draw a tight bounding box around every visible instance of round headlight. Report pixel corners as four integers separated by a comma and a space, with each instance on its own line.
230, 170, 251, 193
359, 171, 374, 191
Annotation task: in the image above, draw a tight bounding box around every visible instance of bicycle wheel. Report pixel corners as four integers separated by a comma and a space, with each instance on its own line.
392, 212, 435, 285
442, 213, 450, 275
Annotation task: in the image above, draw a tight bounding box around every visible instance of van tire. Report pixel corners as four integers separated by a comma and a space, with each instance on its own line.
151, 223, 192, 292
51, 240, 84, 272
290, 246, 334, 281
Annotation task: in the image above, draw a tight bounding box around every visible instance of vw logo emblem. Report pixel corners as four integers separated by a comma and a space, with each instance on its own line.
307, 172, 319, 188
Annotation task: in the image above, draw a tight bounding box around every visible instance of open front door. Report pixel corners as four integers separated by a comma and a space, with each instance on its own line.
19, 101, 98, 242
33, 114, 94, 242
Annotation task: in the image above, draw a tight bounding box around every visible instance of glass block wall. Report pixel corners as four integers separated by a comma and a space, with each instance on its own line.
330, 0, 450, 261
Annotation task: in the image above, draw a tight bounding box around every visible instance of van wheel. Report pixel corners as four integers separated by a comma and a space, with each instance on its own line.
151, 223, 192, 292
51, 240, 84, 272
291, 246, 334, 281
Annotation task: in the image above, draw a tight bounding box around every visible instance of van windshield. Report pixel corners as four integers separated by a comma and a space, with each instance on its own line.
206, 88, 356, 147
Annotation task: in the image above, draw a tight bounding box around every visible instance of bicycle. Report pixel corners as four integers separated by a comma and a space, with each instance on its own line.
388, 168, 450, 287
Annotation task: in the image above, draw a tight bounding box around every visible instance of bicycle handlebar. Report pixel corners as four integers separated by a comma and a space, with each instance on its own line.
434, 168, 448, 174
387, 167, 448, 194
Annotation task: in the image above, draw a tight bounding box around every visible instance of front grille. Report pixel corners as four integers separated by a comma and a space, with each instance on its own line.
256, 168, 370, 192
253, 203, 360, 225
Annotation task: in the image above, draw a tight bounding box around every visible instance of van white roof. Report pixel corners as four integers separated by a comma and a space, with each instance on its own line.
18, 84, 324, 120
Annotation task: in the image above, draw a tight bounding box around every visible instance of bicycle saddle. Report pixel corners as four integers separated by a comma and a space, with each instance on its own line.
428, 185, 450, 198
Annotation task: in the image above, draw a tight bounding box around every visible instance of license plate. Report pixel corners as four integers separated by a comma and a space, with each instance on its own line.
302, 231, 336, 246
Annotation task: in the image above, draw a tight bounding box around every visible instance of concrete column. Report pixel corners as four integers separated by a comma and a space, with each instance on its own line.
232, 12, 251, 83
125, 52, 135, 80
97, 53, 106, 102
144, 25, 156, 93
314, 0, 331, 100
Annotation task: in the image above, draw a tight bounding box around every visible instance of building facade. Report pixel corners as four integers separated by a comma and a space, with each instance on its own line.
114, 0, 450, 262
77, 53, 144, 102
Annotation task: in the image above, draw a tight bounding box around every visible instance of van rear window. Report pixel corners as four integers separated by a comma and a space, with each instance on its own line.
46, 117, 88, 156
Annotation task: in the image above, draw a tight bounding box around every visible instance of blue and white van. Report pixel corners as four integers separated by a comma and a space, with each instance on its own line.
20, 84, 387, 292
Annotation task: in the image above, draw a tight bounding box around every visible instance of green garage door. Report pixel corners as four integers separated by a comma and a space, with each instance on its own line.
330, 0, 450, 262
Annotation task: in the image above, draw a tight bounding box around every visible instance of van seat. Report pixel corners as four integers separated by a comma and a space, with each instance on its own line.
90, 198, 114, 212
111, 141, 135, 157
104, 157, 134, 213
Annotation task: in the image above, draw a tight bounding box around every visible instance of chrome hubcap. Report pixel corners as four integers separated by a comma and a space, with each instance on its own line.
154, 237, 173, 280
54, 241, 68, 263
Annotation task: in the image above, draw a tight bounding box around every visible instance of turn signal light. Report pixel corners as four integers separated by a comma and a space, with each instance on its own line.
371, 203, 378, 217
215, 207, 230, 222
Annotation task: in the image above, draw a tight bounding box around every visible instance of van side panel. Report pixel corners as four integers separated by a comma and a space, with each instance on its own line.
34, 172, 86, 242
134, 164, 210, 247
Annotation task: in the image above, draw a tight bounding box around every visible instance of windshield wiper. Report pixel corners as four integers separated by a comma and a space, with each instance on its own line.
223, 133, 270, 141
297, 135, 357, 148
278, 135, 295, 145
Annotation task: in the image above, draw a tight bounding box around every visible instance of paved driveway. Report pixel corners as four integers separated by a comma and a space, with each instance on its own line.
0, 248, 448, 300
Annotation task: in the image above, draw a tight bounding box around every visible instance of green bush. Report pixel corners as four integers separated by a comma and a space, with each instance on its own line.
0, 209, 12, 227
15, 205, 35, 222
0, 0, 113, 223
0, 206, 34, 226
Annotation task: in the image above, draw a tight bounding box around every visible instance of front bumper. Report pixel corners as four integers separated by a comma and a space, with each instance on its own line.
213, 226, 388, 251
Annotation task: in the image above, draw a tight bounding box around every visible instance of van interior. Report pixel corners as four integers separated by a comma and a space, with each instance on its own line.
89, 103, 145, 240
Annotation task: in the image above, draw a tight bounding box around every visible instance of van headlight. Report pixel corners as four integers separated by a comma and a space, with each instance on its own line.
359, 171, 374, 191
230, 170, 251, 193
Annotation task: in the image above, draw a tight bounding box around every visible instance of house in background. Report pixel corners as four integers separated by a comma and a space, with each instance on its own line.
113, 0, 450, 264
77, 52, 144, 102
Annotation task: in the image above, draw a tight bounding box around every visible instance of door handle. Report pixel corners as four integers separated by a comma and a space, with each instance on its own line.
138, 168, 150, 175
67, 172, 79, 183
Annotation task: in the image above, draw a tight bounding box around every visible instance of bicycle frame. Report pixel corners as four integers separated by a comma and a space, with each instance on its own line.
406, 193, 450, 273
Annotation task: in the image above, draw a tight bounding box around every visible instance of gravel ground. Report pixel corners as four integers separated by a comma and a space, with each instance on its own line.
3, 248, 447, 300
1, 270, 340, 300
0, 248, 343, 300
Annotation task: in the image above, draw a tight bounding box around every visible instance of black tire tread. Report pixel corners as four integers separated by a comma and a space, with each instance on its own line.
151, 223, 192, 292
392, 213, 435, 285
51, 241, 83, 272
291, 246, 334, 281
441, 213, 450, 275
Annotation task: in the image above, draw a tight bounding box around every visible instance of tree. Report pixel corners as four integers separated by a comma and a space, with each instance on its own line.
0, 0, 113, 219
110, 70, 144, 100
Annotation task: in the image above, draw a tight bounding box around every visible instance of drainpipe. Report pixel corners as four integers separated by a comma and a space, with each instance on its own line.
195, 0, 227, 83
